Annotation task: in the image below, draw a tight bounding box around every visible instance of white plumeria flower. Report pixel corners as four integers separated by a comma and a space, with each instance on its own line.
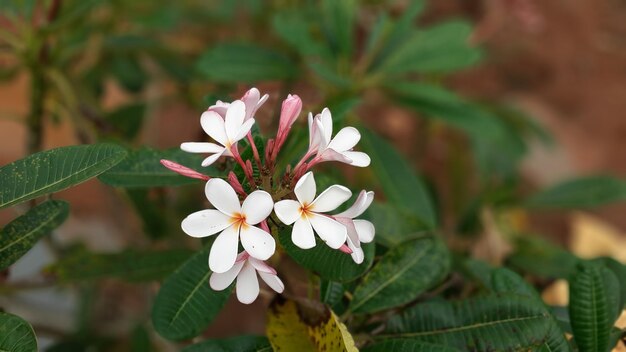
210, 251, 284, 304
334, 190, 375, 264
274, 172, 350, 250
308, 108, 371, 167
181, 100, 255, 167
181, 178, 275, 273
208, 87, 269, 122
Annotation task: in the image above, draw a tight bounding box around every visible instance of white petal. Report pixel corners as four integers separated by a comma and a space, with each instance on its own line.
200, 111, 229, 146
339, 217, 361, 249
181, 209, 232, 238
225, 100, 246, 142
327, 127, 360, 153
350, 247, 365, 264
309, 214, 347, 249
208, 101, 229, 117
315, 118, 329, 152
308, 112, 317, 147
242, 88, 260, 120
248, 257, 277, 275
209, 225, 240, 273
209, 261, 244, 290
236, 262, 260, 304
319, 148, 352, 164
201, 150, 226, 167
310, 185, 352, 213
335, 190, 373, 219
354, 219, 375, 243
180, 142, 224, 154
294, 172, 316, 205
342, 151, 370, 167
241, 190, 274, 225
274, 200, 302, 225
320, 108, 333, 143
205, 178, 241, 216
259, 271, 285, 293
292, 218, 316, 249
234, 118, 255, 142
240, 225, 276, 261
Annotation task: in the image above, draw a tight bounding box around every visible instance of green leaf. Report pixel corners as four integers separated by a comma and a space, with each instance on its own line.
364, 202, 429, 247
360, 128, 437, 228
0, 200, 69, 270
320, 280, 345, 313
363, 339, 460, 352
594, 257, 626, 309
0, 143, 127, 209
110, 55, 148, 93
321, 0, 356, 58
568, 261, 621, 352
196, 43, 298, 83
278, 228, 374, 282
525, 176, 626, 209
182, 335, 272, 352
272, 10, 331, 60
490, 267, 542, 302
98, 147, 216, 188
47, 248, 192, 282
507, 235, 580, 279
350, 237, 450, 314
383, 294, 571, 351
152, 246, 232, 340
380, 20, 482, 74
0, 312, 37, 352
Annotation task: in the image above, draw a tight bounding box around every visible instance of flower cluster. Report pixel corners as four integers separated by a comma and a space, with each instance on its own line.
162, 88, 375, 304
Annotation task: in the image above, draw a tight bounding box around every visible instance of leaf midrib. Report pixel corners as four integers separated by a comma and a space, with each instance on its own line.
351, 241, 430, 312
0, 207, 63, 253
168, 270, 212, 327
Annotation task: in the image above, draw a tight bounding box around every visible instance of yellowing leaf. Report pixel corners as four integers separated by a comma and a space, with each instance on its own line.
266, 298, 358, 352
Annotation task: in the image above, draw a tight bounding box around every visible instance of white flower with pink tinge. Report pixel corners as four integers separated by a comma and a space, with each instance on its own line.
181, 178, 275, 273
274, 172, 350, 250
308, 108, 371, 167
180, 100, 254, 167
208, 87, 269, 122
334, 190, 376, 264
210, 251, 284, 304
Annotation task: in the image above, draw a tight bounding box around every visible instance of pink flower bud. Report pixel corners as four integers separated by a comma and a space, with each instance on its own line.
259, 220, 270, 234
160, 160, 210, 180
272, 94, 302, 161
227, 171, 246, 196
339, 244, 353, 254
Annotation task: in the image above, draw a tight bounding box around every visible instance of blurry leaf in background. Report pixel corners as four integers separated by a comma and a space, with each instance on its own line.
152, 245, 232, 341
272, 9, 331, 60
320, 0, 356, 59
182, 335, 271, 352
525, 176, 626, 209
0, 312, 37, 352
196, 43, 298, 83
130, 325, 153, 352
0, 144, 127, 209
383, 294, 570, 351
105, 103, 146, 141
278, 228, 374, 282
110, 55, 148, 93
320, 280, 346, 314
569, 262, 621, 352
350, 237, 450, 314
47, 248, 192, 282
490, 267, 543, 302
507, 235, 580, 279
364, 202, 428, 248
266, 298, 357, 352
362, 339, 459, 352
360, 128, 437, 228
125, 189, 169, 239
98, 147, 215, 188
0, 200, 69, 270
378, 21, 482, 75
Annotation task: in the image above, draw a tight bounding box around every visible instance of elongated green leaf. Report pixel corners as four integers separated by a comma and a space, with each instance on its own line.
526, 176, 626, 209
569, 262, 621, 352
152, 246, 232, 340
365, 202, 428, 247
381, 21, 482, 74
196, 43, 298, 83
105, 103, 146, 140
350, 237, 450, 313
98, 147, 216, 187
320, 280, 345, 308
594, 257, 626, 309
0, 200, 69, 270
363, 339, 459, 352
0, 143, 127, 209
383, 294, 571, 351
360, 128, 437, 228
490, 267, 542, 302
278, 228, 374, 282
507, 235, 580, 279
0, 312, 37, 352
321, 0, 356, 58
47, 248, 192, 282
182, 335, 272, 352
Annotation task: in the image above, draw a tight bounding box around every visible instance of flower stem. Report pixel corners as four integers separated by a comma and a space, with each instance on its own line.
246, 132, 262, 170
